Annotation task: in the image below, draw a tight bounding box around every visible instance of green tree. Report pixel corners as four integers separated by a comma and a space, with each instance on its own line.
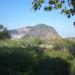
0, 24, 10, 40
32, 0, 75, 18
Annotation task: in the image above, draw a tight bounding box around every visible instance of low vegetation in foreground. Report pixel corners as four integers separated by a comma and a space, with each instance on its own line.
0, 38, 75, 75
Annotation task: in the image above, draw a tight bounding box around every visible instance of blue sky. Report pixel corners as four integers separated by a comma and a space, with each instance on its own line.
0, 0, 75, 37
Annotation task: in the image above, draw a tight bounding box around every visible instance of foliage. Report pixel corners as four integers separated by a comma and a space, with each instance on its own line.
0, 38, 75, 75
0, 24, 10, 40
0, 46, 72, 75
32, 0, 75, 18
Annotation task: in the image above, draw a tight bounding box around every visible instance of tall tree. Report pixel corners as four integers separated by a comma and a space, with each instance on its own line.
0, 24, 10, 40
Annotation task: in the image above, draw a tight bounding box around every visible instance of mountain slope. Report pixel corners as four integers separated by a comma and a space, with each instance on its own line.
24, 24, 60, 39
9, 26, 32, 38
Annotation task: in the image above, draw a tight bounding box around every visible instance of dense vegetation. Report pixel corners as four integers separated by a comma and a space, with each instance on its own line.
0, 24, 10, 40
0, 38, 75, 75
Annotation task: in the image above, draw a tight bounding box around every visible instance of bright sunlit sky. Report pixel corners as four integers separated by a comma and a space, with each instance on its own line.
0, 0, 75, 37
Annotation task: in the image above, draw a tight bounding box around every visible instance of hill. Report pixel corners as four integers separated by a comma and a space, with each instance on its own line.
24, 24, 60, 39
9, 24, 60, 39
65, 37, 75, 41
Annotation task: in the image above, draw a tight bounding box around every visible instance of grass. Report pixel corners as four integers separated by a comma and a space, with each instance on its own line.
0, 38, 75, 75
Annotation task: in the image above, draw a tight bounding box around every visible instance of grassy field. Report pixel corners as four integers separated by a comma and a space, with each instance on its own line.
0, 38, 75, 75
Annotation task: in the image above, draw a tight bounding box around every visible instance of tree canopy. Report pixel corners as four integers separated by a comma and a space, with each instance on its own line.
32, 0, 75, 18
